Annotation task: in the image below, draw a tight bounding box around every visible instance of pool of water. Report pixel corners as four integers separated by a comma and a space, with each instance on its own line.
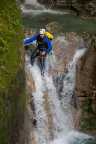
22, 13, 96, 32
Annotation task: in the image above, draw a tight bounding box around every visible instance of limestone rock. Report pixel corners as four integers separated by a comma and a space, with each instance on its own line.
75, 33, 96, 133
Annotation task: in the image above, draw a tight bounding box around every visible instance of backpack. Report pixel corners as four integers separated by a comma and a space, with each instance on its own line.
45, 31, 54, 40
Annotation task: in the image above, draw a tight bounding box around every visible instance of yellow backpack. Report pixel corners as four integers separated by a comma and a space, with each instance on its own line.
45, 31, 54, 40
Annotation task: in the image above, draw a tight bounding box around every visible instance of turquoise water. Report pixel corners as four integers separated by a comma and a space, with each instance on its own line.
22, 13, 96, 32
71, 137, 96, 144
72, 138, 96, 144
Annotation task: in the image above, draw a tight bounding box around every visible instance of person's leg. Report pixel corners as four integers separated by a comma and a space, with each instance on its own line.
30, 48, 38, 65
45, 55, 49, 73
43, 56, 46, 71
41, 56, 46, 76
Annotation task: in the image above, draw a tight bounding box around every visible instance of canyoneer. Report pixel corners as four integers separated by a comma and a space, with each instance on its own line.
24, 28, 53, 76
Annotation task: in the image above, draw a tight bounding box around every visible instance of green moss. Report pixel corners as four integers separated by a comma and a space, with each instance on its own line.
81, 116, 96, 130
0, 69, 26, 144
0, 0, 23, 89
82, 97, 93, 113
0, 0, 26, 144
80, 97, 96, 131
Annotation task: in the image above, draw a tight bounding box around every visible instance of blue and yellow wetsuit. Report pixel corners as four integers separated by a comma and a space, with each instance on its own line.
24, 34, 52, 54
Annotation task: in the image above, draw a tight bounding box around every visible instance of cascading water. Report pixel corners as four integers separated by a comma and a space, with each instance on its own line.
25, 60, 49, 144
23, 1, 95, 143
25, 44, 94, 144
24, 0, 44, 8
60, 48, 87, 121
20, 0, 44, 15
25, 0, 39, 5
51, 48, 95, 144
44, 75, 69, 136
20, 0, 69, 15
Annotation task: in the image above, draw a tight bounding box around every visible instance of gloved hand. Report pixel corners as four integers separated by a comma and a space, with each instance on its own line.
49, 51, 53, 55
39, 51, 46, 56
42, 51, 46, 55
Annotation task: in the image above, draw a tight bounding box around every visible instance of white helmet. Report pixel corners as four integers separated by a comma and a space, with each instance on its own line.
40, 28, 45, 35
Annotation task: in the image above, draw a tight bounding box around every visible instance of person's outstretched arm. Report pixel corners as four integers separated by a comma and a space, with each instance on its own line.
23, 34, 38, 46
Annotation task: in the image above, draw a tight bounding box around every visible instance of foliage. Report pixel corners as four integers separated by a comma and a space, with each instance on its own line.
0, 0, 23, 89
0, 0, 25, 144
80, 97, 96, 131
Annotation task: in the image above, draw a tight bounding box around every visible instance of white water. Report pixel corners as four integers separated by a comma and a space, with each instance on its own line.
25, 0, 39, 5
51, 131, 91, 144
20, 0, 70, 15
25, 47, 93, 144
44, 75, 70, 136
61, 48, 87, 111
25, 56, 67, 143
24, 0, 44, 8
21, 6, 69, 15
25, 60, 49, 144
48, 48, 92, 144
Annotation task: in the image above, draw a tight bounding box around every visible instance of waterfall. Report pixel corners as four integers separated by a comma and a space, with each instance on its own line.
44, 75, 69, 136
20, 0, 69, 15
21, 0, 45, 11
25, 47, 93, 144
25, 0, 39, 5
30, 64, 48, 144
60, 48, 87, 123
25, 57, 67, 143
49, 48, 93, 144
24, 0, 44, 7
21, 7, 68, 15
25, 58, 49, 144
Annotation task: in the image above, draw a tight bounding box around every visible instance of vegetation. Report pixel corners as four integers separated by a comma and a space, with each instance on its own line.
0, 0, 26, 143
0, 0, 23, 89
80, 97, 96, 131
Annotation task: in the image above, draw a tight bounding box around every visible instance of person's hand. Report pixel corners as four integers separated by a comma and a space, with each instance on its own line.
49, 51, 53, 55
39, 51, 46, 56
42, 51, 46, 55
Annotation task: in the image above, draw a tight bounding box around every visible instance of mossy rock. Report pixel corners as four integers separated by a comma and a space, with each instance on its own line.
80, 97, 96, 132
0, 0, 24, 89
0, 0, 26, 144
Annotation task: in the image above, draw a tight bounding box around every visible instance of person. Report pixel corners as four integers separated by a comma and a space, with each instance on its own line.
24, 28, 53, 69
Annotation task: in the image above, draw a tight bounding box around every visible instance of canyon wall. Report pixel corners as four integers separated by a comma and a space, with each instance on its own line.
75, 33, 96, 134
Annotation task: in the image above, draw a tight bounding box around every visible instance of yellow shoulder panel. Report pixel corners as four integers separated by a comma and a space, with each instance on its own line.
45, 32, 54, 40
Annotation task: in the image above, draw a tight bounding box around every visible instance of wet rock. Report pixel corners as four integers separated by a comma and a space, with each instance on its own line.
46, 21, 62, 34
38, 0, 96, 16
75, 33, 96, 133
32, 118, 37, 127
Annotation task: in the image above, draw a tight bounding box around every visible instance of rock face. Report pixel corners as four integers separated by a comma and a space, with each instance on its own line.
72, 0, 96, 16
0, 0, 26, 143
75, 33, 96, 133
38, 0, 96, 16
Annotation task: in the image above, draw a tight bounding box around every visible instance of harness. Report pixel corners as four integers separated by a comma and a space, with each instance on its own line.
36, 35, 48, 51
